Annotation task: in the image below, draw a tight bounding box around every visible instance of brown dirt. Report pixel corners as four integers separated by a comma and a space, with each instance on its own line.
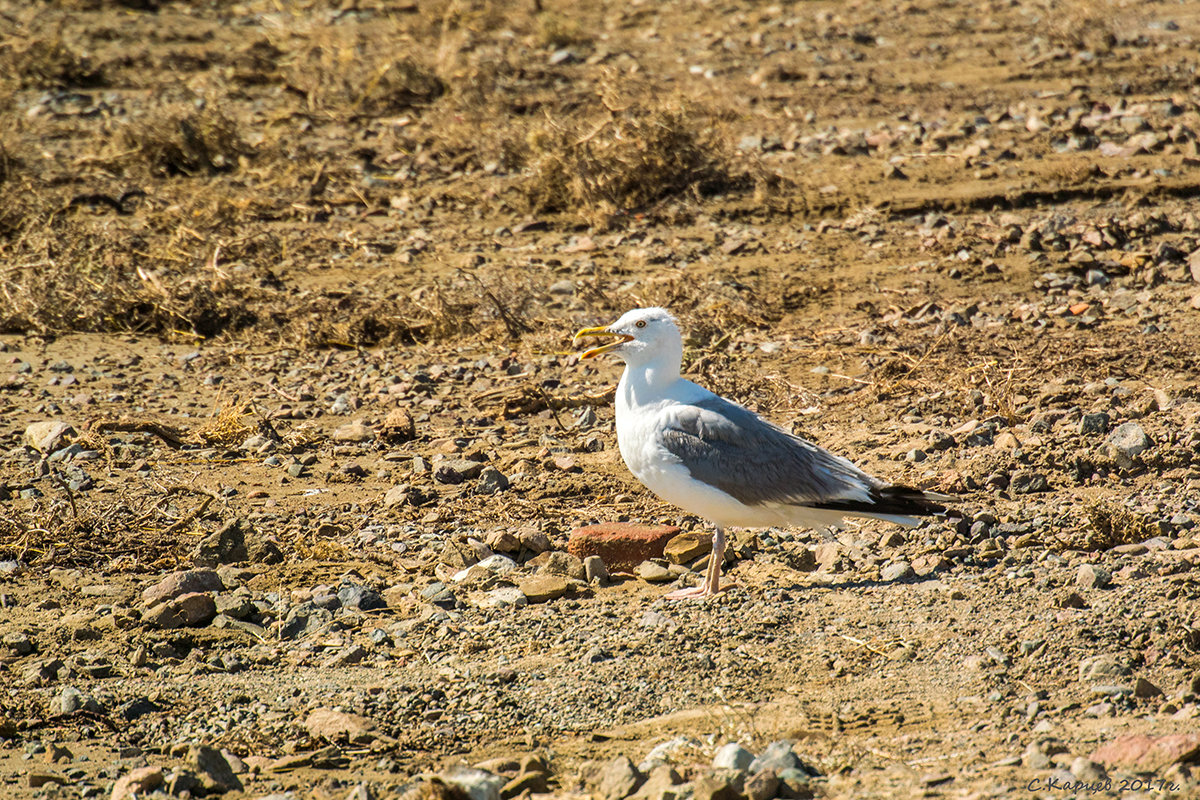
2, 0, 1200, 797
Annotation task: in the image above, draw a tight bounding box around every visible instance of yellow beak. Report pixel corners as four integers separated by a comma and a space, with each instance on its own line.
573, 324, 633, 359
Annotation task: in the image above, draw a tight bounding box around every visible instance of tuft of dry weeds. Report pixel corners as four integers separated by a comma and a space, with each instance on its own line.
519, 93, 740, 225
287, 24, 443, 116
117, 103, 249, 176
3, 35, 104, 90
1079, 499, 1154, 551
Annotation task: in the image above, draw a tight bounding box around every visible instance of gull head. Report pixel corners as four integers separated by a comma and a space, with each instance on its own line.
573, 307, 681, 365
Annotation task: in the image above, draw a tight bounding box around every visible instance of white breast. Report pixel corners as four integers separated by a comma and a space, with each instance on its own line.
614, 374, 797, 529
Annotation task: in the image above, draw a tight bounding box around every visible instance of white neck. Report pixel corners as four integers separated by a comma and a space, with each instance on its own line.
618, 349, 682, 407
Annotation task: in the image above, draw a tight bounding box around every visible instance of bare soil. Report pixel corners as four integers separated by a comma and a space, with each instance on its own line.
2, 0, 1200, 798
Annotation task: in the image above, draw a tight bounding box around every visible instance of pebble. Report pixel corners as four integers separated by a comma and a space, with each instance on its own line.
748, 741, 800, 773
517, 575, 568, 603
23, 421, 75, 452
596, 756, 644, 800
1107, 421, 1151, 463
111, 767, 164, 800
1077, 412, 1110, 435
141, 568, 224, 607
880, 561, 914, 582
476, 466, 508, 494
663, 532, 711, 564
1076, 564, 1111, 590
584, 555, 610, 584
331, 421, 373, 443
635, 561, 672, 583
711, 743, 754, 771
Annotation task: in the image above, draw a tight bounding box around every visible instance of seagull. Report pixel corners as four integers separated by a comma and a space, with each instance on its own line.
574, 307, 957, 600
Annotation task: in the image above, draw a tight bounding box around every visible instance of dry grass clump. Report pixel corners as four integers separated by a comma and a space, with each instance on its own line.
519, 98, 738, 224
288, 25, 444, 115
118, 104, 249, 176
0, 204, 262, 337
1079, 499, 1154, 551
4, 35, 104, 89
1038, 0, 1120, 51
533, 13, 593, 49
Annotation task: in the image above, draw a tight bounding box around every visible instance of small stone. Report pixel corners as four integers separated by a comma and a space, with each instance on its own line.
141, 569, 224, 607
664, 532, 711, 564
381, 408, 416, 442
476, 466, 508, 494
1078, 412, 1110, 435
635, 561, 672, 583
568, 523, 681, 572
531, 550, 586, 580
881, 561, 914, 582
748, 741, 800, 773
305, 708, 379, 744
517, 575, 568, 603
1010, 471, 1049, 494
1076, 564, 1111, 590
143, 592, 217, 629
188, 744, 242, 794
628, 764, 681, 800
1107, 422, 1151, 460
711, 743, 754, 771
111, 766, 164, 800
331, 421, 373, 443
640, 610, 678, 631
383, 486, 410, 507
1134, 677, 1163, 698
24, 421, 75, 452
434, 459, 485, 484
596, 756, 644, 800
584, 555, 610, 584
192, 519, 248, 567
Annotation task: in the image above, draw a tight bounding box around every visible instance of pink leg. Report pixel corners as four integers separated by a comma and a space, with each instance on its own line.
665, 526, 728, 600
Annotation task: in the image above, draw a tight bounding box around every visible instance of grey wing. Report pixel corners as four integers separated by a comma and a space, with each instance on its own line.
658, 396, 878, 508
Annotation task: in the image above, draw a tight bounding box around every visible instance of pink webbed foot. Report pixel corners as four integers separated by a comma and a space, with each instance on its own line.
663, 581, 732, 601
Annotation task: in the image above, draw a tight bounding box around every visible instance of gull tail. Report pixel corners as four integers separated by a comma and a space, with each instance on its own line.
811, 485, 962, 527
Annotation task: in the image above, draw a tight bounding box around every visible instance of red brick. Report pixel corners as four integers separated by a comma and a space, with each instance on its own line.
567, 523, 681, 572
1091, 734, 1200, 772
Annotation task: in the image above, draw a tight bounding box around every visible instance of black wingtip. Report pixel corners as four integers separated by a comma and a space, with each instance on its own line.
813, 485, 962, 519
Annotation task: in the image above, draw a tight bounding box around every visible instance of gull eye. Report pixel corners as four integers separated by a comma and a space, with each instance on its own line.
635, 320, 647, 328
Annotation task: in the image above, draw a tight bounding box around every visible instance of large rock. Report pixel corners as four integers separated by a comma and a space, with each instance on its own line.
332, 420, 374, 443
518, 575, 568, 603
141, 569, 224, 607
24, 421, 75, 452
143, 592, 217, 629
188, 744, 242, 794
596, 756, 644, 800
191, 520, 248, 567
529, 550, 586, 581
1091, 734, 1200, 772
568, 524, 681, 572
664, 532, 712, 564
111, 766, 163, 800
304, 708, 379, 744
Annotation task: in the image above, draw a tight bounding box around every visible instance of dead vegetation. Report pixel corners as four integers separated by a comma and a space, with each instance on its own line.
519, 94, 740, 224
116, 103, 250, 176
1080, 499, 1157, 551
3, 34, 104, 90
